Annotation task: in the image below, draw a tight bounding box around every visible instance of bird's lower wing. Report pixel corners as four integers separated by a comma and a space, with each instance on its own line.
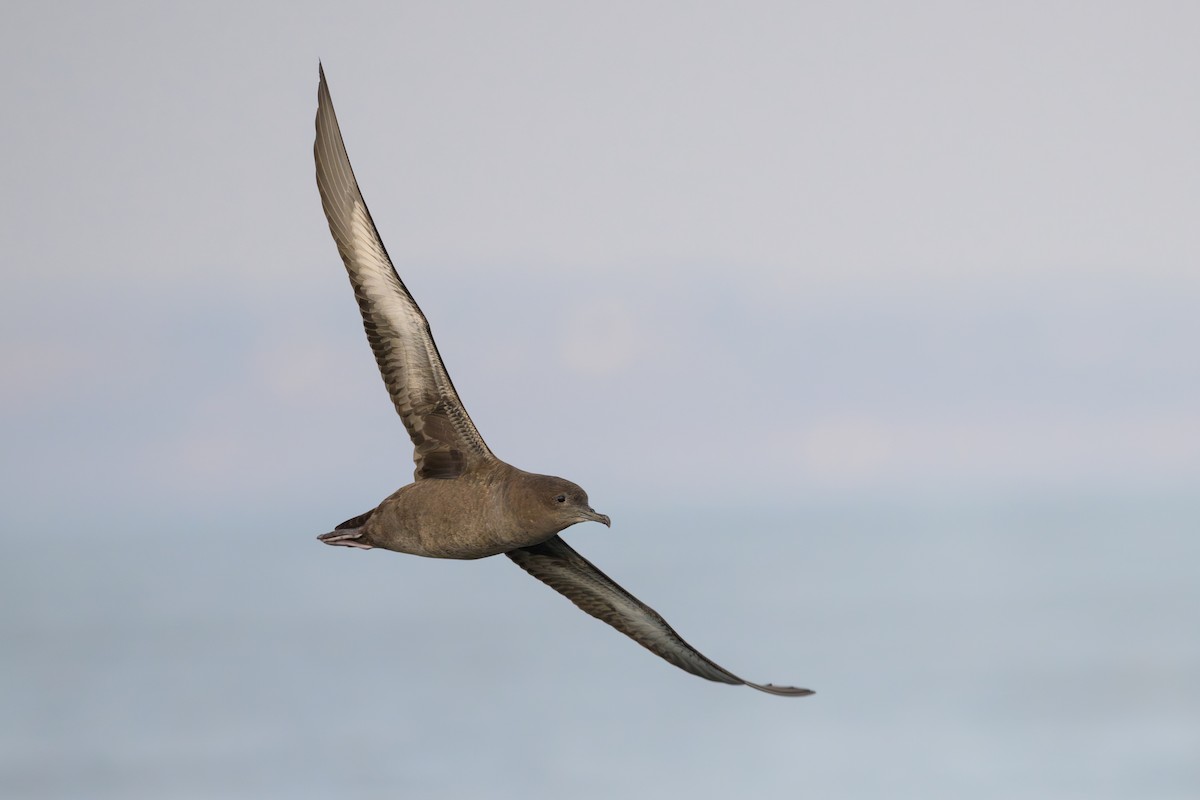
506, 535, 812, 697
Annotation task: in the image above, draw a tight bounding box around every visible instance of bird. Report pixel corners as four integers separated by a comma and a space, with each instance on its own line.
313, 64, 811, 697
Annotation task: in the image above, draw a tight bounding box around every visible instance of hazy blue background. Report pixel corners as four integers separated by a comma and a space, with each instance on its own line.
2, 2, 1197, 798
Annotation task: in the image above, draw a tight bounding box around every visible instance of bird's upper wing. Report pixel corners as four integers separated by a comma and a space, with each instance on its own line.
507, 536, 812, 696
314, 66, 494, 480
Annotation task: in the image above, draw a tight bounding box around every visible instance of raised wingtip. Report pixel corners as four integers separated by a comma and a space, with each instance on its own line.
747, 682, 815, 697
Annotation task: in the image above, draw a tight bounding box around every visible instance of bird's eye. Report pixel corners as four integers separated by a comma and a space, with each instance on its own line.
555, 494, 567, 503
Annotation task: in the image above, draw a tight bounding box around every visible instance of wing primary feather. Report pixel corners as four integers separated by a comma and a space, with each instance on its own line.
507, 536, 813, 697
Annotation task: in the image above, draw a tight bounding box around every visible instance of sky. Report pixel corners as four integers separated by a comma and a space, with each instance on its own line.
2, 0, 1198, 512
1, 2, 1198, 798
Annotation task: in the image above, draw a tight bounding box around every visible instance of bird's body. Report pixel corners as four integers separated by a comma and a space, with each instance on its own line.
324, 464, 605, 560
313, 65, 811, 697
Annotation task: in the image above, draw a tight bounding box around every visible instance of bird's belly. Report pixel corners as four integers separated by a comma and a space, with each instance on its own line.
369, 484, 553, 559
406, 518, 553, 559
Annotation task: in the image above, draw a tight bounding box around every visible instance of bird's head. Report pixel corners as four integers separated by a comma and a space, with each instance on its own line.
528, 474, 611, 532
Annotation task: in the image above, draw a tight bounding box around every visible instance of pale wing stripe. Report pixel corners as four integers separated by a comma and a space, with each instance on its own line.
508, 537, 812, 696
345, 201, 429, 413
347, 201, 473, 435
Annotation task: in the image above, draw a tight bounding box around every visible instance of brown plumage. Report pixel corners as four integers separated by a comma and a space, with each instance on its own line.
313, 64, 811, 697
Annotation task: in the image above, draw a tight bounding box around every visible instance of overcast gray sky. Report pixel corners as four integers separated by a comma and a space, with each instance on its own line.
3, 3, 1199, 799
3, 0, 1198, 515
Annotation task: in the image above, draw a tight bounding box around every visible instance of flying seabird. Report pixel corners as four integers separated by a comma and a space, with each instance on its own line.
313, 65, 811, 697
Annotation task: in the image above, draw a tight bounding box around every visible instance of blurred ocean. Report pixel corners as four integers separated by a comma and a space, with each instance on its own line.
2, 494, 1196, 799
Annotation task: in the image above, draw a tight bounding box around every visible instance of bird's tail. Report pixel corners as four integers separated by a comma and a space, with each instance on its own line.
317, 508, 376, 549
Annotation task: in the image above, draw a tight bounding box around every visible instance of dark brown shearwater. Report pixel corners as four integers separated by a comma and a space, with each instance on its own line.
313, 65, 811, 697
